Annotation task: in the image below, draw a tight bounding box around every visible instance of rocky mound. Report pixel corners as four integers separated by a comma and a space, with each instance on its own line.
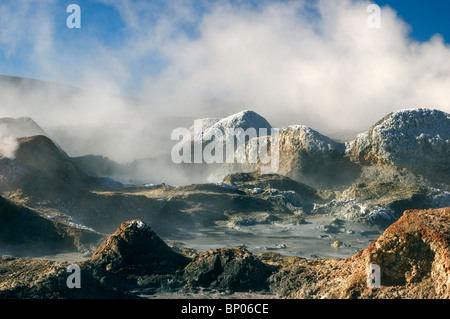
366, 207, 449, 289
0, 196, 76, 255
198, 110, 272, 140
15, 135, 89, 183
346, 108, 449, 182
0, 196, 103, 256
279, 125, 345, 157
85, 220, 274, 294
211, 119, 361, 189
223, 172, 324, 199
89, 220, 189, 275
183, 246, 273, 291
0, 256, 126, 299
0, 134, 127, 231
87, 220, 274, 294
190, 110, 273, 161
312, 180, 434, 226
270, 207, 450, 298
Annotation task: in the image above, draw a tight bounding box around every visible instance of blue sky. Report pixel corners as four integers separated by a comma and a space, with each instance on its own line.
60, 0, 450, 43
1, 0, 449, 89
0, 0, 449, 132
375, 0, 450, 42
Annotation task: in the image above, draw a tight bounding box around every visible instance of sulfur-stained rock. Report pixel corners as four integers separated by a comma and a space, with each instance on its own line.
269, 207, 450, 299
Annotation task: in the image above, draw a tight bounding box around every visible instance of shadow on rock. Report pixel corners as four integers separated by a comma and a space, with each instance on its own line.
183, 246, 274, 292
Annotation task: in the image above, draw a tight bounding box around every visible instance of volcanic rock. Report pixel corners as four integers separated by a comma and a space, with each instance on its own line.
183, 246, 273, 291
1, 207, 449, 299
0, 196, 102, 256
197, 110, 272, 142
270, 207, 450, 298
276, 125, 349, 187
89, 219, 189, 275
222, 172, 320, 199
346, 108, 449, 183
312, 180, 434, 226
214, 120, 361, 189
15, 135, 88, 183
216, 108, 449, 190
0, 256, 125, 299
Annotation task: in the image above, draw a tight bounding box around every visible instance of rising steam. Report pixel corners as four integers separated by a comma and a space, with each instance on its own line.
0, 125, 18, 158
0, 0, 449, 164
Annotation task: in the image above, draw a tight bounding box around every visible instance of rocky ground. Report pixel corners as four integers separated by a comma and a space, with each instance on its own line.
0, 195, 104, 257
270, 207, 450, 298
0, 108, 449, 299
0, 207, 448, 299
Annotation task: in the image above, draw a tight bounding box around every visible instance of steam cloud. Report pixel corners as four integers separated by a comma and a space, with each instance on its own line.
0, 0, 449, 162
0, 125, 18, 158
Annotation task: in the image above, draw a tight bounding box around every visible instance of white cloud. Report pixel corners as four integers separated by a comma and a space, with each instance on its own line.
136, 0, 450, 132
0, 0, 449, 161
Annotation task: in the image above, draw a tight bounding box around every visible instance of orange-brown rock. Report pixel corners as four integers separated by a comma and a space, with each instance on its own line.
270, 207, 450, 298
89, 219, 189, 275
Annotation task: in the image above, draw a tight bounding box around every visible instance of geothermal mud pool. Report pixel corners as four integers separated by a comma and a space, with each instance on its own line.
166, 216, 383, 259
27, 215, 383, 264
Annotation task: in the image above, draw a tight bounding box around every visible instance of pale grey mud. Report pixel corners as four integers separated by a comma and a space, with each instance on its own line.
166, 215, 383, 259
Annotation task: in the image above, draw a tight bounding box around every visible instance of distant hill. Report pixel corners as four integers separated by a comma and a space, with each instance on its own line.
0, 195, 103, 256
0, 74, 81, 96
15, 135, 88, 183
0, 117, 48, 139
